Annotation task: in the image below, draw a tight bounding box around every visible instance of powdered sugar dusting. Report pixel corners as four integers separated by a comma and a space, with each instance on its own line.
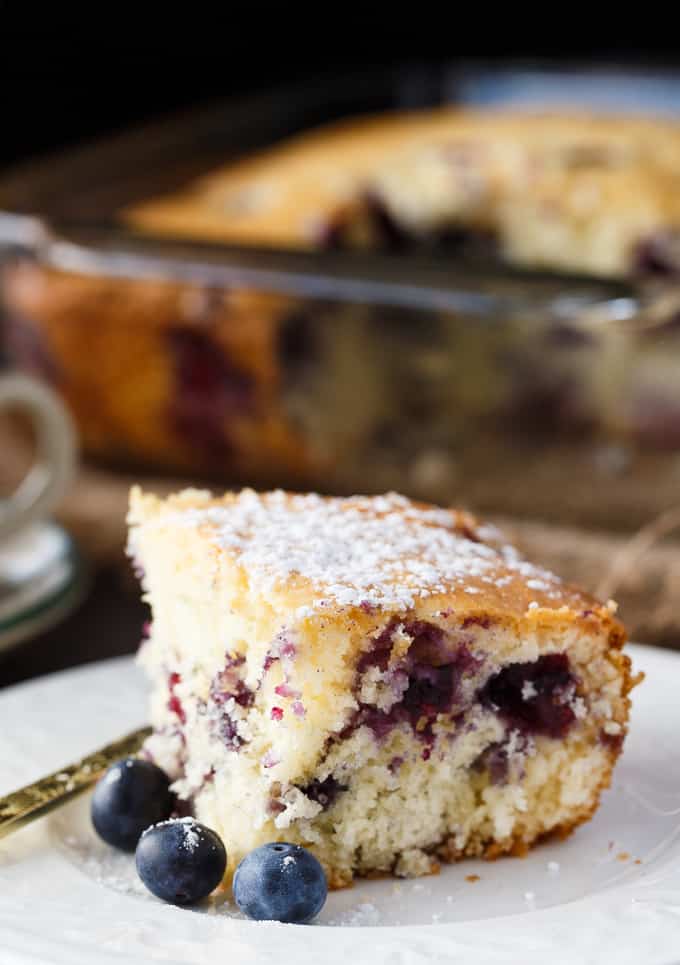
142, 816, 202, 854
166, 491, 562, 613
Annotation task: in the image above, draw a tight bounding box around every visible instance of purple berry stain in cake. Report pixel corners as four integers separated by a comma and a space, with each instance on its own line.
299, 776, 348, 810
264, 635, 304, 715
166, 328, 254, 457
263, 635, 297, 674
479, 653, 578, 739
274, 682, 301, 700
209, 653, 254, 751
168, 672, 186, 725
351, 621, 483, 748
213, 655, 254, 709
633, 231, 680, 276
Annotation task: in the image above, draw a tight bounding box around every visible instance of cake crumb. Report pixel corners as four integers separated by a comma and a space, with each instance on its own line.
617, 851, 630, 862
465, 874, 480, 883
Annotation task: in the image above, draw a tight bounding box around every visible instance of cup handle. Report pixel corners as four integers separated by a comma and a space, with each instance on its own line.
0, 374, 77, 540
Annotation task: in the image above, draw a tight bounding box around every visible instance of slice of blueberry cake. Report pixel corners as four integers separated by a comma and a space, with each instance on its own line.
128, 487, 636, 888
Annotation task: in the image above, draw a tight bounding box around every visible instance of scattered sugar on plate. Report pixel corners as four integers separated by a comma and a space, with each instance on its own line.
547, 861, 560, 874
327, 903, 382, 927
59, 832, 147, 899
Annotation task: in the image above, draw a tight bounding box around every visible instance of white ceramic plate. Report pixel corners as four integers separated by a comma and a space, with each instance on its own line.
1, 644, 679, 965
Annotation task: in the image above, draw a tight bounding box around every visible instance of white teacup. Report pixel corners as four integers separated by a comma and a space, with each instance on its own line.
0, 373, 76, 539
0, 373, 81, 651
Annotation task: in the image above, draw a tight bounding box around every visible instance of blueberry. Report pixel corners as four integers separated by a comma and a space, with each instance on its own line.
91, 758, 173, 852
233, 842, 327, 923
136, 818, 227, 905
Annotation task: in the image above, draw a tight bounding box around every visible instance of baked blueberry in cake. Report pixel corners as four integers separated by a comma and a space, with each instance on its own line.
128, 487, 637, 888
128, 109, 680, 279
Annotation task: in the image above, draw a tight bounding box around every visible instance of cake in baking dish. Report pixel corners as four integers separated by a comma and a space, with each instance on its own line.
6, 109, 680, 523
129, 487, 636, 888
128, 108, 680, 278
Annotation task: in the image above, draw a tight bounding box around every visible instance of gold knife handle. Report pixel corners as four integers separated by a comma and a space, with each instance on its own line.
0, 725, 151, 840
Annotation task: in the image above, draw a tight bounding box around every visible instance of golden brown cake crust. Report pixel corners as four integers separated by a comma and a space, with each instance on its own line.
130, 486, 626, 632
127, 108, 680, 278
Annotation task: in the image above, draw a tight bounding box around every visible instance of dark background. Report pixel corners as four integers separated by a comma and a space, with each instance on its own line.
2, 23, 680, 169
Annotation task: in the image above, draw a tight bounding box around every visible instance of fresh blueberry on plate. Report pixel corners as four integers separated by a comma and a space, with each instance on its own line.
91, 757, 173, 851
136, 817, 227, 905
233, 842, 327, 923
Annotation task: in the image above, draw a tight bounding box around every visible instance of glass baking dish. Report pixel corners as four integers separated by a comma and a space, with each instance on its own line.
2, 63, 680, 531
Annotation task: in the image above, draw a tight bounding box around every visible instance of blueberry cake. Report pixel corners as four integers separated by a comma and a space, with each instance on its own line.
128, 109, 680, 279
5, 109, 680, 528
129, 487, 635, 888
